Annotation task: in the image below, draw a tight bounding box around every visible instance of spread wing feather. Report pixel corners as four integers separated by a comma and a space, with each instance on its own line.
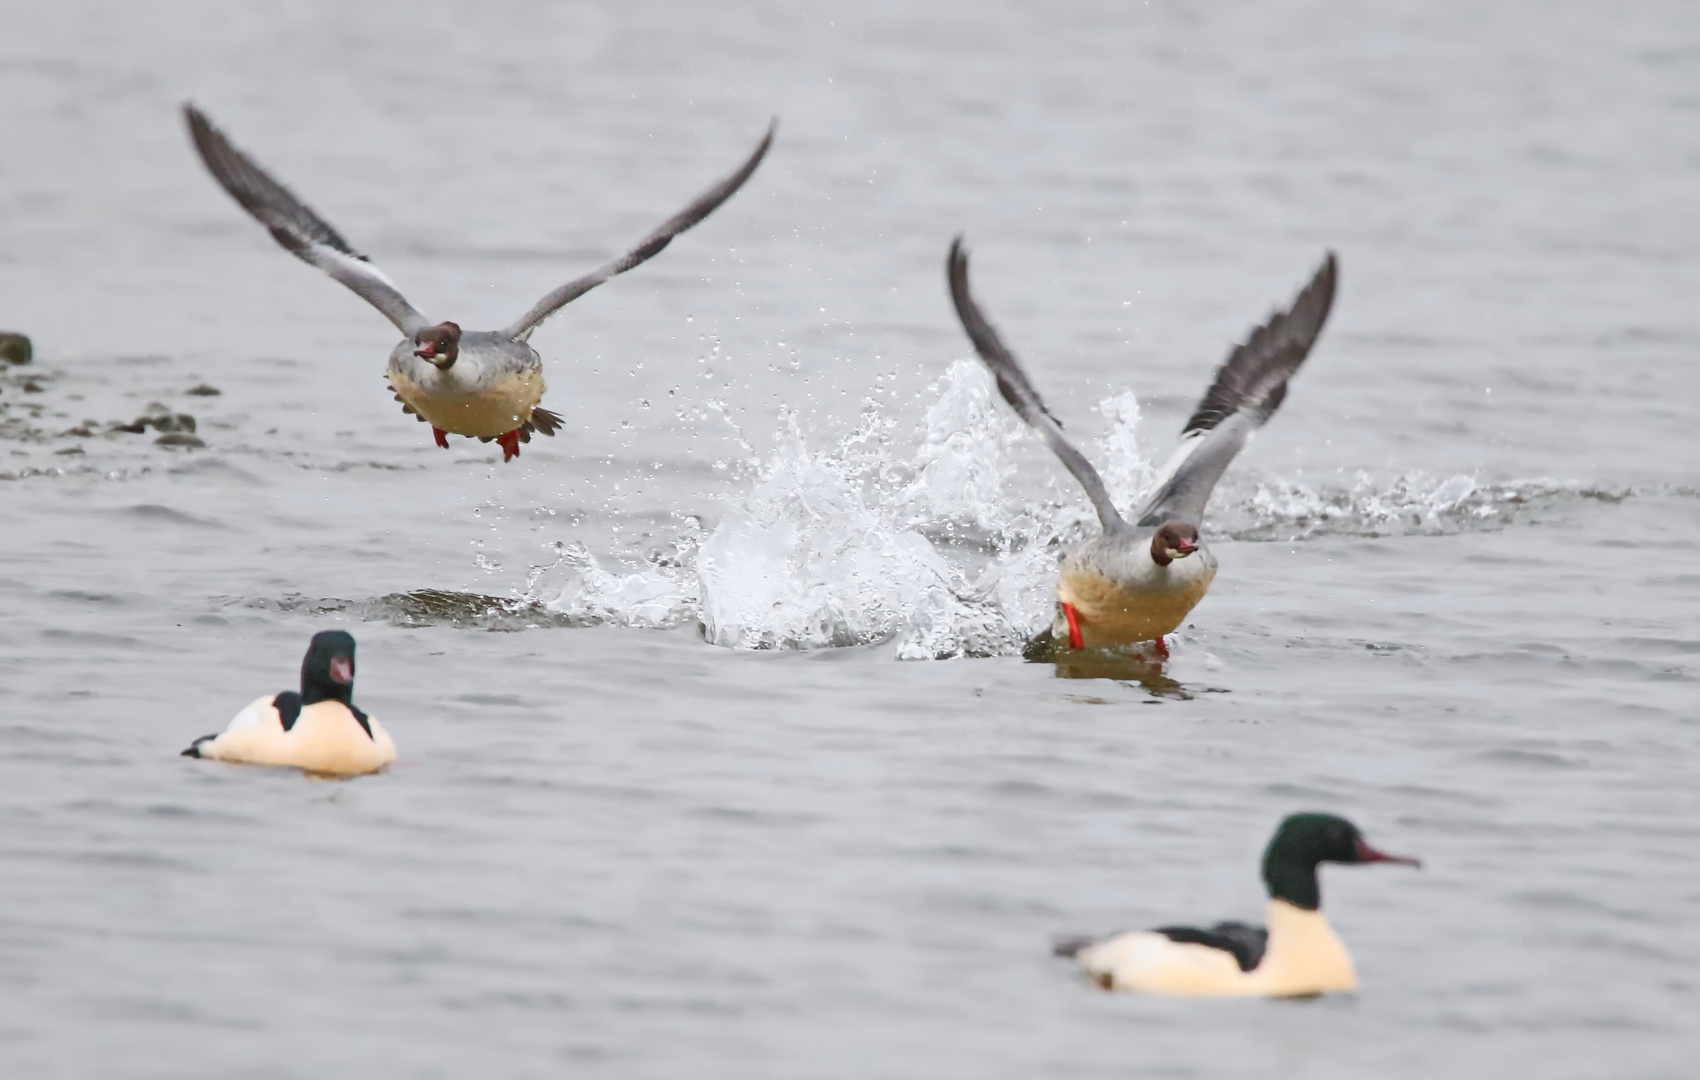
502, 120, 776, 341
947, 236, 1126, 532
1134, 252, 1337, 528
184, 103, 429, 337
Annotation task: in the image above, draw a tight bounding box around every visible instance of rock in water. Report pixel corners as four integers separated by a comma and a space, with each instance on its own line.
0, 333, 30, 365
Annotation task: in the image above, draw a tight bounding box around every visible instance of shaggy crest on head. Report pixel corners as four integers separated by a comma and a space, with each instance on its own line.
181, 630, 396, 776
183, 102, 776, 465
946, 235, 1337, 653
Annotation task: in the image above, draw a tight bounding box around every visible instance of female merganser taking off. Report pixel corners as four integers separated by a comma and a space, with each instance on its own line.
946, 238, 1337, 652
184, 104, 775, 462
181, 630, 396, 776
1054, 813, 1418, 998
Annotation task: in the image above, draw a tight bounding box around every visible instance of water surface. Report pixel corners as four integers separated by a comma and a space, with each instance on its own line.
1, 1, 1698, 1077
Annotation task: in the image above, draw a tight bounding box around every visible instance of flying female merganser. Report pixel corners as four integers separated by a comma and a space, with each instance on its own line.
182, 631, 395, 776
1054, 813, 1419, 997
184, 104, 774, 462
947, 238, 1337, 652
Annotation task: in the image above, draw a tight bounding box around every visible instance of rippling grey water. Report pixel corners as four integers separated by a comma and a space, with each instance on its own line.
3, 1, 1699, 1076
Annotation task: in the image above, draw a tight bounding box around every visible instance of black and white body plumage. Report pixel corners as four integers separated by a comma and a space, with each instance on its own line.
1054, 813, 1419, 998
185, 104, 775, 462
947, 237, 1337, 648
181, 630, 396, 776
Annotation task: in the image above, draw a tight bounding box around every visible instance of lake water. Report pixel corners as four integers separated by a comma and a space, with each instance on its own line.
1, 1, 1698, 1076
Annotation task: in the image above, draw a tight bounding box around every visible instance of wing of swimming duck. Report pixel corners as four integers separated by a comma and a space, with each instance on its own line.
947, 236, 1127, 532
1152, 921, 1269, 973
502, 120, 777, 341
184, 104, 429, 337
1133, 252, 1338, 528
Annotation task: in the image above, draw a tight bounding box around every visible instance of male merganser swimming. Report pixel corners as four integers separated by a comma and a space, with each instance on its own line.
184, 104, 774, 462
947, 238, 1337, 652
1054, 813, 1419, 997
182, 630, 395, 776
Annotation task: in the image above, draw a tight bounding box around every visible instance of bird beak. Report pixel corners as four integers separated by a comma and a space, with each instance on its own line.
1175, 540, 1197, 555
329, 656, 353, 685
1354, 837, 1421, 868
413, 345, 435, 358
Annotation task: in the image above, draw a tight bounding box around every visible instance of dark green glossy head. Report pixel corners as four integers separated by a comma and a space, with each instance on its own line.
300, 630, 357, 706
1261, 813, 1419, 910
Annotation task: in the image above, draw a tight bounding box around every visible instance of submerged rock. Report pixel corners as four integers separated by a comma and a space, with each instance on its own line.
0, 333, 30, 365
152, 413, 197, 434
155, 432, 206, 448
112, 405, 197, 436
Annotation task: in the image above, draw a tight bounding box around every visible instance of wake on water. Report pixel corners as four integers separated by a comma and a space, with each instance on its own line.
516, 360, 1623, 659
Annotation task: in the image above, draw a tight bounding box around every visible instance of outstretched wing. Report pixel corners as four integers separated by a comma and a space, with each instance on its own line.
947, 236, 1126, 532
184, 104, 429, 337
1133, 252, 1337, 528
502, 120, 777, 341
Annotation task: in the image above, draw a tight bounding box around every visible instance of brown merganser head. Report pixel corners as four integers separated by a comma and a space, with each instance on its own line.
1150, 521, 1200, 567
413, 322, 461, 369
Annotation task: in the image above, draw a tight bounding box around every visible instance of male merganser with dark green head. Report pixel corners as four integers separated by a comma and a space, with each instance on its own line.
184, 104, 774, 462
947, 238, 1336, 653
1054, 813, 1418, 997
182, 631, 395, 776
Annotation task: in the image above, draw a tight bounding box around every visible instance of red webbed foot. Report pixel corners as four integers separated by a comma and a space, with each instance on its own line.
432, 427, 449, 449
1062, 602, 1084, 650
1151, 635, 1170, 661
496, 429, 522, 462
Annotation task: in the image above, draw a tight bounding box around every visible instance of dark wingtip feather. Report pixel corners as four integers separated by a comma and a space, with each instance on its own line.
182, 103, 362, 259
1179, 250, 1340, 437
945, 234, 971, 321
947, 238, 1060, 428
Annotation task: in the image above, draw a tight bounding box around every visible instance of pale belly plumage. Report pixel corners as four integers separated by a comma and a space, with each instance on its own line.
198, 695, 397, 777
1054, 552, 1217, 647
387, 368, 546, 438
1075, 902, 1359, 998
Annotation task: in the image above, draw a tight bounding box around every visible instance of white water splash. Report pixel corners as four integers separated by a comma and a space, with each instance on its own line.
1216, 472, 1627, 540
536, 360, 1103, 657
530, 360, 1626, 656
540, 539, 699, 629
